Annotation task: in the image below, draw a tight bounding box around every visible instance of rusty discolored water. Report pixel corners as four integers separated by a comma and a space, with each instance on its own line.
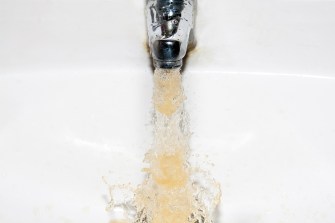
106, 68, 221, 223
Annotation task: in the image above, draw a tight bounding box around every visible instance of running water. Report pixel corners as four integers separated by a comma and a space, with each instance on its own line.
106, 69, 221, 223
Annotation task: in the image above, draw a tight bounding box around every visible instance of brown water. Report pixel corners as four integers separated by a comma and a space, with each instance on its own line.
107, 69, 220, 223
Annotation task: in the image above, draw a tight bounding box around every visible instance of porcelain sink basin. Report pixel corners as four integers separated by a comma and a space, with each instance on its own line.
1, 0, 335, 223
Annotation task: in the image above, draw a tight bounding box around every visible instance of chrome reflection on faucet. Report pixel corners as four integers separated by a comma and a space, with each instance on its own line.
146, 0, 196, 69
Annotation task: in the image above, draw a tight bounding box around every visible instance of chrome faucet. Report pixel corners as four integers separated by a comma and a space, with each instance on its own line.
146, 0, 196, 69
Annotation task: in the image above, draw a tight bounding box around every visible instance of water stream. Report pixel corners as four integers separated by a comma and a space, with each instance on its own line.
107, 69, 221, 223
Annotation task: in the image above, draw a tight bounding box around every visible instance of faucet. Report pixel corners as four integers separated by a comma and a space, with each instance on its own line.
146, 0, 196, 69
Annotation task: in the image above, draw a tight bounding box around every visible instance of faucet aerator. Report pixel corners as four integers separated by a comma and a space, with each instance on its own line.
146, 0, 196, 69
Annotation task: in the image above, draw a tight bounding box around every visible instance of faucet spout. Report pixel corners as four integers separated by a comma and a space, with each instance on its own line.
146, 0, 196, 69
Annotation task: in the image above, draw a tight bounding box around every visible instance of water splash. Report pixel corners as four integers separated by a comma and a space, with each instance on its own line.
106, 69, 221, 223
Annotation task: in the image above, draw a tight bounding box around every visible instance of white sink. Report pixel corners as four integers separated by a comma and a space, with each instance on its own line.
1, 0, 335, 223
